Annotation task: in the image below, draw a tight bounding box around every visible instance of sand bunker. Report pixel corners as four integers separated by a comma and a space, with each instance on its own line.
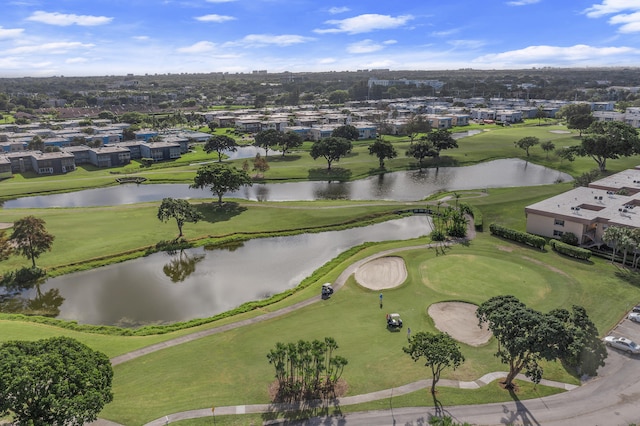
549, 130, 571, 134
0, 223, 12, 230
355, 256, 407, 290
428, 302, 492, 346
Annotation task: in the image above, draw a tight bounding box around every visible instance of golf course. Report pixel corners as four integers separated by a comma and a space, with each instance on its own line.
2, 122, 640, 425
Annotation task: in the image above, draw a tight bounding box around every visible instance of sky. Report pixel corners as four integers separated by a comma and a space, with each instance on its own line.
1, 0, 640, 77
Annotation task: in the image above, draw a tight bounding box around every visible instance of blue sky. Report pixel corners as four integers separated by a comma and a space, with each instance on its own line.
1, 0, 640, 77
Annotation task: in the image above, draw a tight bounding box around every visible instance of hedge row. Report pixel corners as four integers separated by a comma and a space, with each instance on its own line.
549, 239, 592, 260
489, 223, 546, 250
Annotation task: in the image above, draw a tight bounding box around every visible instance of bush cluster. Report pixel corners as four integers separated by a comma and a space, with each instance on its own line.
489, 223, 546, 250
549, 239, 592, 260
460, 202, 483, 231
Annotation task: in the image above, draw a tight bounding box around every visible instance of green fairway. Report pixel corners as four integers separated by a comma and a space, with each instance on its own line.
96, 234, 639, 425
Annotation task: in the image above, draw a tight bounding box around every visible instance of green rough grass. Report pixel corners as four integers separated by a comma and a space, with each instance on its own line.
97, 233, 640, 425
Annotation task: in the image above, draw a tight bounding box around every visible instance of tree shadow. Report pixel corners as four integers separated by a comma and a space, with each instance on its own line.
615, 268, 640, 288
194, 201, 247, 223
499, 387, 541, 426
260, 399, 345, 425
307, 168, 352, 181
268, 154, 303, 162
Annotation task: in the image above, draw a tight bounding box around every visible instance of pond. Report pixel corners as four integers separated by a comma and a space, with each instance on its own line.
2, 159, 571, 208
8, 215, 432, 326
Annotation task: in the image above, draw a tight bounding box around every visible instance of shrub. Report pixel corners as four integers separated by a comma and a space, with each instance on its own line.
560, 232, 579, 246
489, 223, 546, 250
549, 239, 592, 260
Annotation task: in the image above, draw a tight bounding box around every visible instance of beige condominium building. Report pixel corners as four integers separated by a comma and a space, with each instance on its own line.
526, 167, 640, 247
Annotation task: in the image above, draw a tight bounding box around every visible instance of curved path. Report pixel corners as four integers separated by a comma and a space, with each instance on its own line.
98, 215, 638, 426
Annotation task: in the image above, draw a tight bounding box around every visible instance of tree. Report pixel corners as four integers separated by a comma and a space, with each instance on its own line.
406, 139, 436, 169
556, 103, 593, 136
404, 114, 431, 144
252, 153, 270, 177
10, 216, 54, 268
514, 136, 540, 157
204, 135, 238, 162
535, 106, 547, 125
27, 135, 44, 151
328, 90, 349, 104
574, 121, 640, 172
157, 197, 203, 239
476, 295, 570, 389
368, 138, 398, 169
0, 230, 12, 262
331, 125, 359, 141
310, 137, 353, 170
426, 129, 458, 158
540, 140, 555, 159
403, 332, 465, 394
254, 129, 283, 158
279, 131, 303, 157
549, 305, 607, 376
0, 336, 113, 426
190, 163, 252, 204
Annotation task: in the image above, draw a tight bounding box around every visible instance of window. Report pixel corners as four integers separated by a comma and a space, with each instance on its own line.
553, 230, 564, 237
554, 219, 565, 226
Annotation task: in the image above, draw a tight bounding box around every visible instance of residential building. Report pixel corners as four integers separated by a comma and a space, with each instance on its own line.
88, 146, 131, 168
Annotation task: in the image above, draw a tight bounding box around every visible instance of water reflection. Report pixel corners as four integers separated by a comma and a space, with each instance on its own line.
1, 284, 65, 317
37, 216, 432, 326
162, 250, 205, 283
2, 159, 572, 208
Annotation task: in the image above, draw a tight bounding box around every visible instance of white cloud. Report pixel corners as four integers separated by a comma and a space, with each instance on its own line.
347, 39, 384, 54
506, 0, 540, 6
177, 41, 216, 53
319, 57, 337, 64
0, 26, 24, 39
328, 6, 350, 14
233, 34, 314, 47
448, 39, 485, 49
584, 0, 640, 18
474, 44, 639, 64
314, 14, 414, 34
609, 11, 640, 32
6, 42, 94, 54
383, 39, 397, 45
27, 11, 113, 26
66, 57, 88, 64
195, 14, 236, 23
132, 36, 150, 41
431, 28, 460, 37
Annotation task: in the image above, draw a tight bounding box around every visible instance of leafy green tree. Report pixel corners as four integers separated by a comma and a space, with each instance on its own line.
540, 140, 555, 159
403, 331, 465, 394
0, 336, 113, 426
406, 139, 436, 169
404, 114, 431, 144
328, 90, 349, 104
514, 136, 540, 157
426, 129, 458, 158
279, 131, 303, 157
556, 103, 593, 136
157, 197, 203, 238
254, 129, 283, 158
204, 135, 238, 162
549, 305, 607, 376
0, 230, 12, 262
27, 135, 44, 151
368, 138, 398, 169
191, 164, 252, 204
574, 121, 640, 172
331, 125, 360, 141
476, 295, 573, 389
10, 216, 54, 268
310, 137, 353, 170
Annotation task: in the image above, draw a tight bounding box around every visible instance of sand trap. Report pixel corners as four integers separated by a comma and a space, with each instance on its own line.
355, 256, 407, 290
0, 223, 12, 230
549, 130, 571, 134
428, 302, 492, 346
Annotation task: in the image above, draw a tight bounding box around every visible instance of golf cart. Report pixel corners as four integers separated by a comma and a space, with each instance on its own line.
386, 313, 403, 329
321, 283, 334, 298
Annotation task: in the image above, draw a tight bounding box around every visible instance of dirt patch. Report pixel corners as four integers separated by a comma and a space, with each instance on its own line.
355, 256, 407, 290
428, 302, 492, 346
0, 223, 13, 230
497, 246, 514, 252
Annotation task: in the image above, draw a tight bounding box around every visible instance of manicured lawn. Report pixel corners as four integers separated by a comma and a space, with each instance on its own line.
97, 233, 640, 425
